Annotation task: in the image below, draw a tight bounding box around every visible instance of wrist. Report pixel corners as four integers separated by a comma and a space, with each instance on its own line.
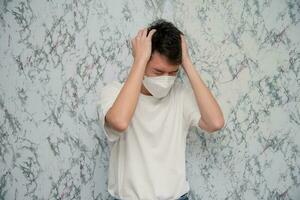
134, 58, 148, 66
182, 57, 193, 67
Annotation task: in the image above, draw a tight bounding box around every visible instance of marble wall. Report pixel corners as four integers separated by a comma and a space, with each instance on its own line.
0, 0, 299, 199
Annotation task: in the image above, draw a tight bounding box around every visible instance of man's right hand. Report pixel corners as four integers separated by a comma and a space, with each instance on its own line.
131, 28, 156, 64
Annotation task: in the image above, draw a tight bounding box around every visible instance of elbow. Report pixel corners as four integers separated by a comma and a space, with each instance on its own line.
214, 118, 225, 130
108, 116, 128, 132
208, 118, 225, 133
105, 108, 129, 132
114, 120, 128, 132
215, 118, 225, 130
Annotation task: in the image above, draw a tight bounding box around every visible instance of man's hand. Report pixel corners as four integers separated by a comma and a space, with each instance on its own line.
180, 34, 192, 69
131, 28, 156, 64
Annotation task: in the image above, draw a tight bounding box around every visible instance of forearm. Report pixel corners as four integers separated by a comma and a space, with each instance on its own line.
183, 59, 224, 129
107, 59, 147, 129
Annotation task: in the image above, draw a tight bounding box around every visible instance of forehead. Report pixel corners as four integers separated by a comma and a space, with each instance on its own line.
148, 51, 179, 71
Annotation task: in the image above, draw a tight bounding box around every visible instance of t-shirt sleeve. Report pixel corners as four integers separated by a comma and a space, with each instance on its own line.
96, 81, 124, 142
182, 84, 201, 130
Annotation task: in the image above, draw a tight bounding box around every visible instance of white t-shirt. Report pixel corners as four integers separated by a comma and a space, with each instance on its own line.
96, 78, 201, 200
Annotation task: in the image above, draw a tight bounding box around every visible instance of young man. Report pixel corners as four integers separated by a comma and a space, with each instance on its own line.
97, 19, 224, 200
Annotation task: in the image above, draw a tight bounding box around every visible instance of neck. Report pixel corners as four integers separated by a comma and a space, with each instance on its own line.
141, 84, 152, 96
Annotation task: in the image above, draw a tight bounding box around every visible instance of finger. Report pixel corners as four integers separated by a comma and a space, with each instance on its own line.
147, 29, 156, 38
131, 38, 135, 45
141, 28, 147, 38
137, 29, 143, 38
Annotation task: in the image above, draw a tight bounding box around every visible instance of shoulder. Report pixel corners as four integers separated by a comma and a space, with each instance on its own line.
102, 80, 123, 91
172, 79, 190, 95
172, 79, 196, 102
100, 80, 123, 97
103, 80, 122, 90
172, 79, 184, 91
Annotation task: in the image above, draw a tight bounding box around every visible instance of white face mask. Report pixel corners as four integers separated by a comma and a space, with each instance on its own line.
142, 75, 176, 99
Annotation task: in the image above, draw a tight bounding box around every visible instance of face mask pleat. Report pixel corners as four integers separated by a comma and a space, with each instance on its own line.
142, 75, 176, 99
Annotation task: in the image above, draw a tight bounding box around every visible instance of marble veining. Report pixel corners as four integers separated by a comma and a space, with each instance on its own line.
0, 0, 299, 199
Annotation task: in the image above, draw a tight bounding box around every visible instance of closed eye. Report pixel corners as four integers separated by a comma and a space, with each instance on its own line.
153, 70, 163, 74
153, 69, 178, 75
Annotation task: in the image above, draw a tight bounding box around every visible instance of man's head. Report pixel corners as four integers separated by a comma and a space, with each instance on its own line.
144, 19, 183, 78
141, 19, 184, 96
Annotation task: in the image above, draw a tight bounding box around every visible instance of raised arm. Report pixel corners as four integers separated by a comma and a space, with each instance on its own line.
180, 34, 225, 133
105, 28, 156, 132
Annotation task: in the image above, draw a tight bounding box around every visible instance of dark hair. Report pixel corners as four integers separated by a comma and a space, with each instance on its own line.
147, 19, 184, 65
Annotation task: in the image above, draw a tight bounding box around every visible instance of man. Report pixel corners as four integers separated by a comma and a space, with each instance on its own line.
97, 19, 224, 200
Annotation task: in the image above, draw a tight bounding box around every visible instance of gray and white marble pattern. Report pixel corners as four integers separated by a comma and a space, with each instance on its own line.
0, 0, 299, 199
